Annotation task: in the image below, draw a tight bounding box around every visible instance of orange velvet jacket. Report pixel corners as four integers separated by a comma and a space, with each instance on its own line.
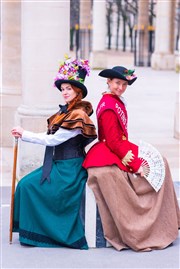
83, 93, 142, 173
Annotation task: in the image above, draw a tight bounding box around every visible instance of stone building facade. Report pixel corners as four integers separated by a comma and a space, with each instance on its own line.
1, 0, 179, 152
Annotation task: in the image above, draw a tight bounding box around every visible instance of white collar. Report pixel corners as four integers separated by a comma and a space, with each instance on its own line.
120, 96, 127, 107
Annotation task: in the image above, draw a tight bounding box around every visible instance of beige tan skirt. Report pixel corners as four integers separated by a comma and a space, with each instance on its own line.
87, 158, 180, 251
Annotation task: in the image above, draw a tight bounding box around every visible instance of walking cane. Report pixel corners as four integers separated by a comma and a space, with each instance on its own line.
9, 137, 18, 244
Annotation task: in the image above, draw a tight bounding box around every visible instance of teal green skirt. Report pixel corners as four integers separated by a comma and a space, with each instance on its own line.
13, 157, 88, 249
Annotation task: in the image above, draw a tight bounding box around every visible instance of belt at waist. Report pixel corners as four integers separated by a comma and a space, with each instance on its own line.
53, 148, 85, 160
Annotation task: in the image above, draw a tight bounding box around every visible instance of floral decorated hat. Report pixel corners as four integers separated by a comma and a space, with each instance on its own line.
98, 66, 137, 85
54, 55, 90, 98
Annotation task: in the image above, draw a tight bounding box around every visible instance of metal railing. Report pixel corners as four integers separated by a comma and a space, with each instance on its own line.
70, 24, 92, 59
134, 25, 155, 67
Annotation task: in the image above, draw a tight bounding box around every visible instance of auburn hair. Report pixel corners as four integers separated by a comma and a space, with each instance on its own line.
67, 85, 83, 111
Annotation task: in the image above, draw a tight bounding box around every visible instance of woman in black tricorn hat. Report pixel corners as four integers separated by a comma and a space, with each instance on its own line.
83, 65, 180, 251
11, 56, 97, 249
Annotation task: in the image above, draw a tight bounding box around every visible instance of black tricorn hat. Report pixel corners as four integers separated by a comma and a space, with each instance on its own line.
98, 66, 137, 85
54, 57, 90, 98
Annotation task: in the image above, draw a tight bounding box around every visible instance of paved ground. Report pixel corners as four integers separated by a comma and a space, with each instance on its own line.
0, 52, 180, 268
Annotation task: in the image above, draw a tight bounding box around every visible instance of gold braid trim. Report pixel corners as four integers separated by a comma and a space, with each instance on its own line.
122, 150, 135, 166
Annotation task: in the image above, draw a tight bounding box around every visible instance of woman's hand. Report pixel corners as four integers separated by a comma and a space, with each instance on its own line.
11, 126, 24, 138
136, 166, 144, 177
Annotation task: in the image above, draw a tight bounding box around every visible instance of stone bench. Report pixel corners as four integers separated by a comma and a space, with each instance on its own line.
80, 185, 110, 248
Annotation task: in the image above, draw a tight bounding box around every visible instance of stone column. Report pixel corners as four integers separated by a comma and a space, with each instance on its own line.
174, 90, 179, 139
17, 1, 70, 176
90, 0, 107, 68
174, 36, 180, 139
135, 0, 149, 66
79, 0, 92, 59
151, 1, 176, 70
1, 1, 22, 146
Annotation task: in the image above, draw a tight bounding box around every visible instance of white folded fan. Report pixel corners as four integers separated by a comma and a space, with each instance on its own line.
138, 140, 165, 192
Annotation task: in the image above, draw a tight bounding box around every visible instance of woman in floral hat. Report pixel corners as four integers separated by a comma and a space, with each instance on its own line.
83, 66, 180, 252
11, 56, 97, 249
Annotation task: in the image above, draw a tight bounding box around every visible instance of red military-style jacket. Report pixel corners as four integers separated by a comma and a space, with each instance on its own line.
83, 93, 142, 173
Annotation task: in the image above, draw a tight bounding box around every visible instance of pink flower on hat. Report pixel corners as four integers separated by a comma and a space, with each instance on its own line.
54, 55, 90, 86
123, 69, 137, 80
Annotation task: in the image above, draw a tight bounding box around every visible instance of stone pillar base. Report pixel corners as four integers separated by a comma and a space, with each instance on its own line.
90, 51, 107, 69
175, 52, 180, 73
151, 53, 175, 70
1, 93, 22, 147
15, 105, 56, 177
